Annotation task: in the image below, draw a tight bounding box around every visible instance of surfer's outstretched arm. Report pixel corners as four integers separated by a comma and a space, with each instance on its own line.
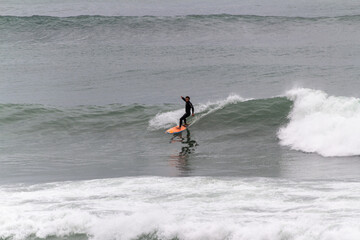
181, 96, 186, 102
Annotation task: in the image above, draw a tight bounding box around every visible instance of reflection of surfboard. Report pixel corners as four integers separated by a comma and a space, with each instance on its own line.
166, 125, 187, 134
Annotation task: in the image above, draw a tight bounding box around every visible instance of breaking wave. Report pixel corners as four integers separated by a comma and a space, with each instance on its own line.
3, 88, 360, 157
279, 88, 360, 157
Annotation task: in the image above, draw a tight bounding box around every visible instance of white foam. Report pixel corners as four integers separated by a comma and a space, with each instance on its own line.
278, 88, 360, 157
148, 94, 245, 130
1, 177, 360, 240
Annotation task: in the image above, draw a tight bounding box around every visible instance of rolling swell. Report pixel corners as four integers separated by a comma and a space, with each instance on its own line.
0, 97, 291, 135
2, 14, 360, 34
3, 14, 360, 23
0, 104, 157, 135
2, 14, 360, 46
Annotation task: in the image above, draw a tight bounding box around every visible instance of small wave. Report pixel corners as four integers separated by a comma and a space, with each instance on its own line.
2, 14, 359, 45
2, 14, 360, 20
2, 14, 360, 31
278, 88, 360, 157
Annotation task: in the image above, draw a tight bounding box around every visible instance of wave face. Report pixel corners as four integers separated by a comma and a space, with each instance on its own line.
0, 94, 291, 135
149, 94, 291, 131
2, 176, 360, 240
279, 88, 360, 157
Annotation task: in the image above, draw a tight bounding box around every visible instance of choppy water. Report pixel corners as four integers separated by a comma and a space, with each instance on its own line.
2, 0, 360, 239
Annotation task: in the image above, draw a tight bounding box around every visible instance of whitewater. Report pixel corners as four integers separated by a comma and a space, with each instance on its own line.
279, 88, 360, 157
2, 177, 360, 240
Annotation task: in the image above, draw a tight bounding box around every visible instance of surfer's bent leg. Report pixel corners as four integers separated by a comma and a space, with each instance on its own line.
179, 113, 190, 127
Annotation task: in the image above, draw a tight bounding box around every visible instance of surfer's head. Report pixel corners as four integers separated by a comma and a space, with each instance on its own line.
185, 96, 190, 102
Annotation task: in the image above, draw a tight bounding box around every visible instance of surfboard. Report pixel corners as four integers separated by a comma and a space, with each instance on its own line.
166, 125, 187, 134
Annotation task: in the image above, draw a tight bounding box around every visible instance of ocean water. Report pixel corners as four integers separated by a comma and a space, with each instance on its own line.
2, 0, 360, 239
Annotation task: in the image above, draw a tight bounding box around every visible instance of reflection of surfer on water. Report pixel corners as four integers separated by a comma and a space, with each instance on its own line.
180, 130, 198, 155
169, 129, 198, 173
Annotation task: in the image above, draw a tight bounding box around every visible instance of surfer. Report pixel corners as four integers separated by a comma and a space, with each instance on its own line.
179, 96, 194, 128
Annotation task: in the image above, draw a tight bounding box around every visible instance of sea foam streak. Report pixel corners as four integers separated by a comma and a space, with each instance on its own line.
278, 88, 360, 157
1, 177, 360, 240
148, 94, 245, 130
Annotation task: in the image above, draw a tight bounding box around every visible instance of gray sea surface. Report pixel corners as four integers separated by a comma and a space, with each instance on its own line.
1, 1, 360, 239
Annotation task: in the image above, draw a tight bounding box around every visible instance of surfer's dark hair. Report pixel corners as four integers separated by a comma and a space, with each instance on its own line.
186, 96, 190, 99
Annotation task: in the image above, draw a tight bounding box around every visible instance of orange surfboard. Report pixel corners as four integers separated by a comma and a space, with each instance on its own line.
166, 125, 187, 134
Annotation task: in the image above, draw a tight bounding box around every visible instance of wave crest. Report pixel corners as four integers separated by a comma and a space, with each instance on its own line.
278, 88, 360, 157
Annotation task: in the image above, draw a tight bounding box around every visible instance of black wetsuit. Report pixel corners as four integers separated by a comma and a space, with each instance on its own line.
179, 97, 194, 127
